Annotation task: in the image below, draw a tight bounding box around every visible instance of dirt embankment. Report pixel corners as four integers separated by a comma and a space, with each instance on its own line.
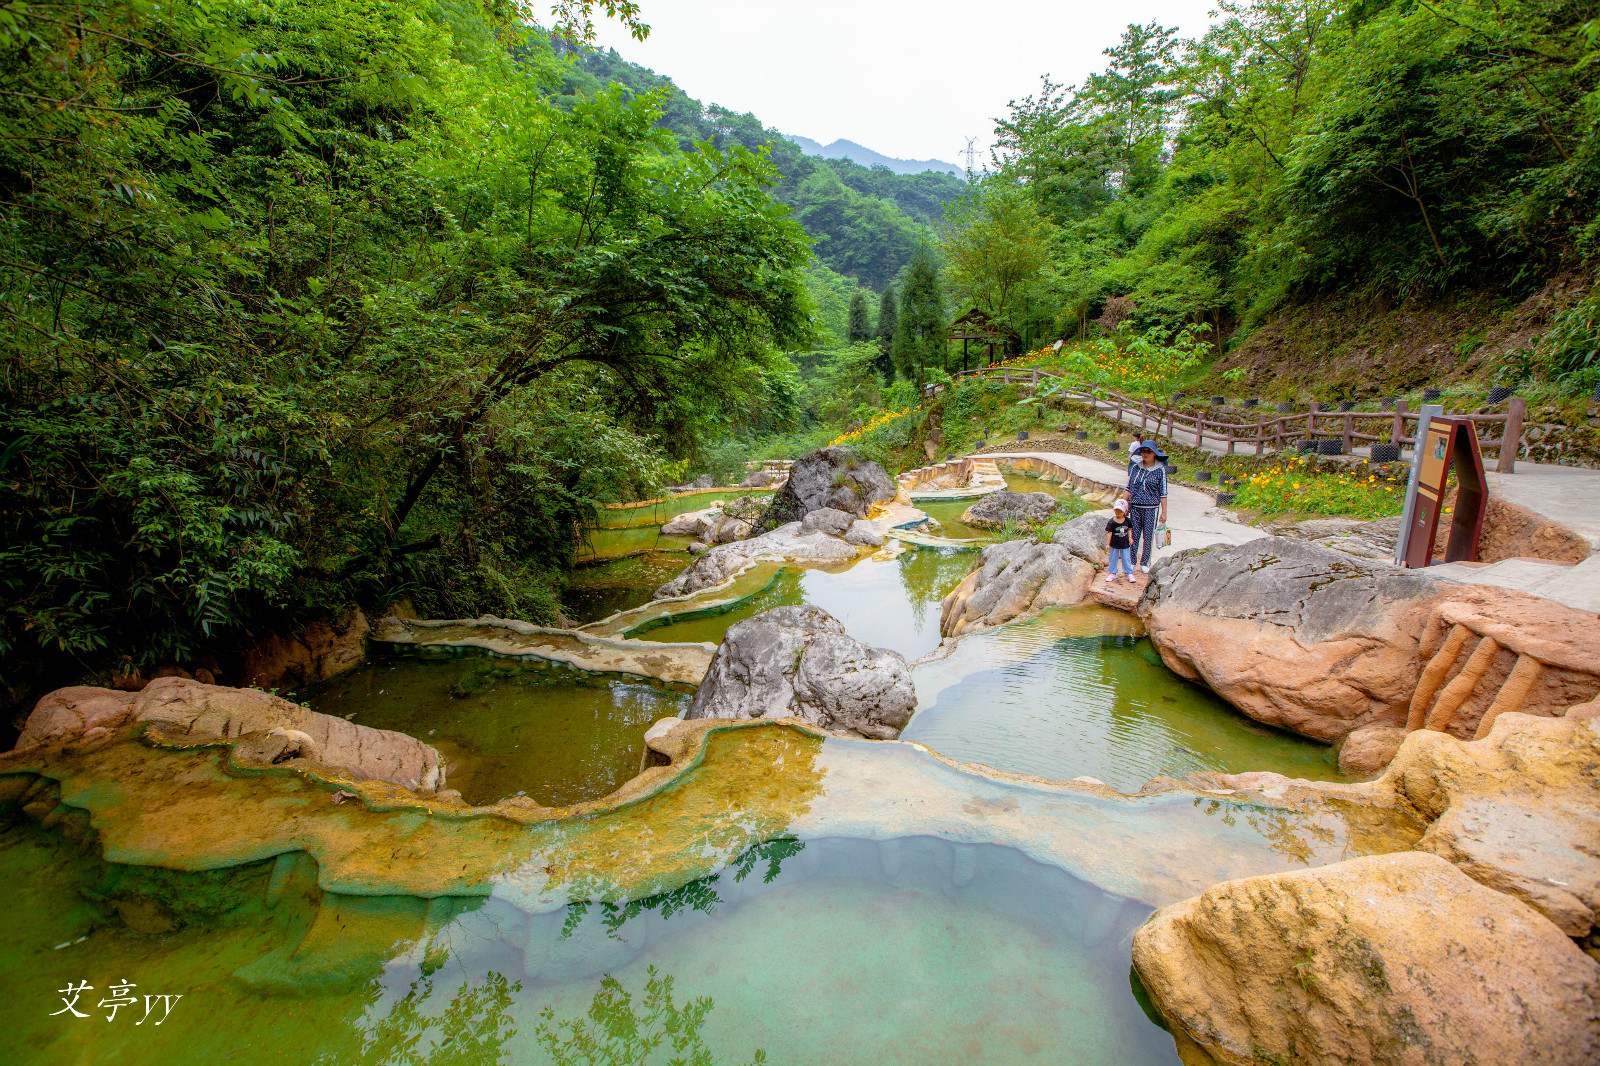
1210, 273, 1594, 400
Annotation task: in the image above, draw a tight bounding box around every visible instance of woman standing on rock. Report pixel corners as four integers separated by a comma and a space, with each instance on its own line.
1126, 443, 1168, 573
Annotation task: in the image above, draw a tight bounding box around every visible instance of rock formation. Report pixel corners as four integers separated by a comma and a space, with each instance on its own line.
800, 506, 856, 536
1132, 851, 1600, 1066
654, 522, 860, 598
1051, 511, 1111, 568
17, 677, 446, 792
242, 607, 369, 690
940, 538, 1095, 637
753, 446, 895, 532
958, 490, 1059, 530
685, 605, 915, 739
1139, 537, 1600, 746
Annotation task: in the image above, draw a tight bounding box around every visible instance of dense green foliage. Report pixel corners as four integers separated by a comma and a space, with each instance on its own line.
0, 0, 814, 681
553, 43, 967, 288
940, 1, 1600, 384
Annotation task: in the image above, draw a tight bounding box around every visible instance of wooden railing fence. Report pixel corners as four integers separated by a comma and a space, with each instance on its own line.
925, 366, 1530, 474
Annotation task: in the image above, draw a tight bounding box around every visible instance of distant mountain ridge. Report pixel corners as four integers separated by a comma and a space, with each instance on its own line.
785, 134, 962, 176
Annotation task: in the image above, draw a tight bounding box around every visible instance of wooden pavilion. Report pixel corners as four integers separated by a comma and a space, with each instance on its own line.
947, 309, 1020, 372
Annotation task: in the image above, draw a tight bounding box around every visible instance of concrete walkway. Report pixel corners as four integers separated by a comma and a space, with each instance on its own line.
982, 451, 1266, 564
979, 447, 1600, 615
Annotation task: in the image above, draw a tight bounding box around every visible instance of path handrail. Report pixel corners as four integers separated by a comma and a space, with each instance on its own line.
933, 364, 1531, 472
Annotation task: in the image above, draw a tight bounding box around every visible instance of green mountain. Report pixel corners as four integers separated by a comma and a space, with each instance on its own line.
553, 44, 967, 290
784, 134, 961, 176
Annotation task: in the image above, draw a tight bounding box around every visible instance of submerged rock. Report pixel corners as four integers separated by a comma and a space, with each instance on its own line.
753, 446, 895, 532
654, 522, 859, 598
958, 490, 1059, 531
1132, 851, 1600, 1066
685, 605, 915, 739
17, 677, 446, 793
940, 538, 1095, 638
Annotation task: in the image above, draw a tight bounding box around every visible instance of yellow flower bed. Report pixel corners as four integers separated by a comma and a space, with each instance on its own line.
831, 404, 920, 447
1231, 458, 1404, 519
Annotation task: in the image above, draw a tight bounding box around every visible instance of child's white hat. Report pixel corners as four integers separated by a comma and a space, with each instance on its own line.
1113, 498, 1128, 512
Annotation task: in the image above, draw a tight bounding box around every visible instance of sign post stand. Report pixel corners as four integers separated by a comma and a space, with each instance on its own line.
1397, 409, 1490, 568
1394, 404, 1442, 567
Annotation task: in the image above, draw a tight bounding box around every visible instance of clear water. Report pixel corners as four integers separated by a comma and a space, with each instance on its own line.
635, 547, 975, 659
917, 472, 1093, 541
2, 821, 1179, 1066
564, 550, 691, 624
306, 654, 693, 807
905, 612, 1343, 791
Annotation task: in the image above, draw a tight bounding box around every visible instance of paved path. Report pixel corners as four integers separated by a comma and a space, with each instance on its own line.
978, 448, 1600, 615
982, 451, 1266, 565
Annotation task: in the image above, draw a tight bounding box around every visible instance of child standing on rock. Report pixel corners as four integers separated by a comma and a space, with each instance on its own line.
1104, 499, 1136, 583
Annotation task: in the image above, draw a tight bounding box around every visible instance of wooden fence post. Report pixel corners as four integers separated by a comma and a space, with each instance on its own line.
1255, 413, 1264, 455
1308, 401, 1320, 440
1391, 399, 1406, 444
1226, 427, 1235, 455
1497, 397, 1525, 474
1342, 413, 1353, 455
1139, 401, 1147, 432
1196, 414, 1205, 450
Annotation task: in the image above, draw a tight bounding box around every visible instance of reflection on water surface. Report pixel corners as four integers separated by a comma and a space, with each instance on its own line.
307, 654, 692, 807
906, 614, 1344, 791
2, 823, 1179, 1066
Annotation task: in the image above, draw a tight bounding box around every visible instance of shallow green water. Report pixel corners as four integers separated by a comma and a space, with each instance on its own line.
307, 654, 692, 806
564, 550, 690, 624
917, 472, 1095, 541
636, 547, 975, 659
2, 821, 1178, 1066
905, 619, 1342, 791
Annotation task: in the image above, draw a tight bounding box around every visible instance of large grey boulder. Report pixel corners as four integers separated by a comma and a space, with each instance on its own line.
753, 447, 895, 533
1138, 537, 1440, 741
801, 507, 855, 536
959, 490, 1060, 531
939, 538, 1095, 637
1051, 511, 1110, 568
685, 605, 916, 739
844, 520, 885, 548
654, 522, 860, 598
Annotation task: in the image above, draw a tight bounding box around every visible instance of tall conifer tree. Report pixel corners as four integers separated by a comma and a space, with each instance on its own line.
847, 291, 872, 343
875, 287, 899, 383
891, 248, 946, 389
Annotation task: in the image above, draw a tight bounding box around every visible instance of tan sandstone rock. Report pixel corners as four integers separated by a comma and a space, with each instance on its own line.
242, 607, 369, 691
1140, 538, 1437, 741
16, 677, 445, 793
940, 538, 1095, 637
1132, 851, 1600, 1066
1336, 723, 1407, 776
1140, 538, 1600, 745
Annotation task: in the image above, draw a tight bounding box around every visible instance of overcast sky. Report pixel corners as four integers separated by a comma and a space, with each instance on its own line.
590, 0, 1220, 167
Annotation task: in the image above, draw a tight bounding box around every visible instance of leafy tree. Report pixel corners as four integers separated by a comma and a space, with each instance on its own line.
847, 291, 873, 343
939, 183, 1053, 328
0, 0, 811, 686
